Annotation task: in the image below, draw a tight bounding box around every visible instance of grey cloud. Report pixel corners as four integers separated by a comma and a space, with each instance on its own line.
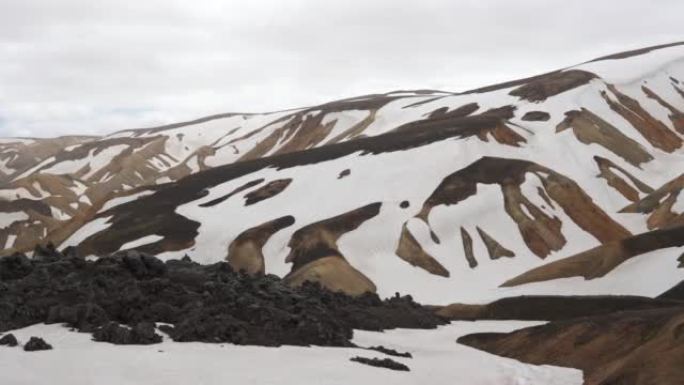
0, 0, 682, 137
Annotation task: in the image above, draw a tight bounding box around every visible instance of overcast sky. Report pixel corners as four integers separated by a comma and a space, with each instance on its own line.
0, 0, 682, 138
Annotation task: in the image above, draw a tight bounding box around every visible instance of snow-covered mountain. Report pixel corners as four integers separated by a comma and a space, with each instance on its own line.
2, 42, 683, 305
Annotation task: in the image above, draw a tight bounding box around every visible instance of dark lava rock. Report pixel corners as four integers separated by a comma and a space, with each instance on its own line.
33, 243, 62, 263
350, 356, 410, 371
0, 333, 18, 347
23, 337, 52, 351
658, 279, 684, 301
47, 303, 109, 332
93, 322, 162, 345
115, 250, 167, 278
368, 345, 412, 358
338, 169, 351, 179
521, 111, 550, 121
0, 247, 446, 347
399, 201, 410, 209
0, 253, 33, 280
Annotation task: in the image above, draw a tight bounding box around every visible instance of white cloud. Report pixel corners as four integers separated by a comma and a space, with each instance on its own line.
0, 0, 681, 137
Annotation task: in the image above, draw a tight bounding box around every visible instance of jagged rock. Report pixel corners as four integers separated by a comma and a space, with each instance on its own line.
93, 322, 162, 345
0, 253, 33, 280
521, 111, 550, 121
460, 227, 477, 268
61, 246, 80, 260
0, 249, 446, 347
476, 227, 515, 260
33, 243, 62, 263
368, 345, 412, 358
46, 303, 109, 332
350, 356, 410, 371
0, 333, 18, 347
23, 337, 52, 351
114, 250, 167, 278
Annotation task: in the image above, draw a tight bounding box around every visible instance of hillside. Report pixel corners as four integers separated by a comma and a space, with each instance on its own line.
1, 41, 684, 385
3, 42, 683, 304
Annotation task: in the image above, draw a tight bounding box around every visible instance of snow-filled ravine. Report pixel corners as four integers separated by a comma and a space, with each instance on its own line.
0, 321, 582, 385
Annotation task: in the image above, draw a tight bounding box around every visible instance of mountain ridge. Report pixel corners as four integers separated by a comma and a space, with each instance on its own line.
0, 41, 683, 306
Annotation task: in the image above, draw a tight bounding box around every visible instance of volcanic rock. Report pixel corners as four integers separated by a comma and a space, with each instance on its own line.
0, 333, 18, 347
350, 356, 410, 371
23, 337, 52, 351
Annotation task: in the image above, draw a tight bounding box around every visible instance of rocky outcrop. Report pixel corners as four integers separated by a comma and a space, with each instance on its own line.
642, 85, 684, 134
520, 111, 550, 121
594, 156, 653, 202
396, 223, 450, 276
367, 345, 412, 358
502, 225, 684, 287
458, 306, 684, 385
436, 295, 682, 321
93, 322, 162, 345
0, 249, 446, 347
198, 179, 264, 207
601, 84, 682, 152
556, 108, 654, 166
23, 337, 52, 351
0, 136, 95, 182
243, 178, 292, 206
350, 356, 410, 371
460, 227, 477, 268
394, 106, 526, 147
284, 203, 381, 270
418, 157, 629, 259
476, 226, 515, 260
621, 174, 684, 230
226, 216, 295, 275
284, 256, 376, 296
0, 333, 18, 347
508, 70, 596, 102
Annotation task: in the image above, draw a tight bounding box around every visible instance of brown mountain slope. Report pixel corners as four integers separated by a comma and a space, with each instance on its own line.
458, 306, 684, 385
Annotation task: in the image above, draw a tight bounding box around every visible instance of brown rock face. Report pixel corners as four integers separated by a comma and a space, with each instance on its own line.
417, 157, 629, 259
283, 256, 376, 296
226, 216, 295, 275
458, 306, 684, 385
284, 202, 382, 270
393, 103, 479, 134
621, 174, 684, 230
556, 108, 654, 166
541, 171, 632, 243
502, 225, 684, 287
508, 70, 596, 102
438, 295, 680, 321
0, 136, 96, 182
476, 227, 515, 260
601, 84, 683, 152
501, 183, 565, 258
395, 223, 450, 277
460, 227, 478, 268
594, 156, 654, 202
243, 178, 292, 206
520, 111, 550, 121
199, 179, 265, 207
642, 85, 684, 134
237, 96, 394, 162
394, 106, 526, 147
